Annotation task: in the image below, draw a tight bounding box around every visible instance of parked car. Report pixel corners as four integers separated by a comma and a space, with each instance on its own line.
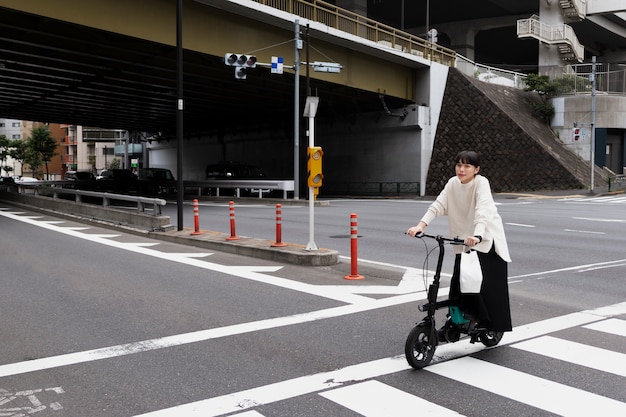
63, 170, 97, 190
137, 167, 177, 196
95, 169, 138, 194
205, 161, 268, 196
64, 170, 96, 181
15, 176, 40, 184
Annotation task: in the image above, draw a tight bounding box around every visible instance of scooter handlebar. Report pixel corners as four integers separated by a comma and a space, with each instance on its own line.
407, 232, 465, 245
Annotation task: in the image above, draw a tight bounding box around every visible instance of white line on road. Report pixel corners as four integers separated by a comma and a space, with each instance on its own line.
426, 356, 626, 417
131, 302, 626, 417
564, 229, 605, 235
505, 222, 536, 228
320, 380, 465, 417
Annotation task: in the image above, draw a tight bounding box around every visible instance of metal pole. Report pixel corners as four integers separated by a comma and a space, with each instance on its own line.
176, 0, 184, 229
306, 102, 317, 251
590, 56, 596, 194
293, 20, 301, 200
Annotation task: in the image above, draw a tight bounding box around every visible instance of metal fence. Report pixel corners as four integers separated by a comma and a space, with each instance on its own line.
541, 63, 626, 95
252, 0, 456, 66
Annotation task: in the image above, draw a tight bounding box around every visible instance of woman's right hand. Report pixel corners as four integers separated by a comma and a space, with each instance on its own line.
407, 222, 426, 237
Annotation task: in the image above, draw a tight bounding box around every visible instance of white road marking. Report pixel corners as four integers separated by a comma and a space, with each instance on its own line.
0, 292, 422, 378
509, 259, 626, 279
584, 318, 626, 337
564, 229, 605, 235
512, 335, 626, 377
130, 302, 626, 417
426, 357, 626, 417
573, 217, 626, 223
319, 380, 464, 416
505, 222, 535, 228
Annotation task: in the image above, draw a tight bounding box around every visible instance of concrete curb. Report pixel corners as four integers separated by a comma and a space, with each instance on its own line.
149, 228, 339, 266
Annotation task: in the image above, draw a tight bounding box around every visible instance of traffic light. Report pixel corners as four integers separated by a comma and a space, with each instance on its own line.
573, 127, 581, 141
307, 146, 323, 187
224, 53, 257, 79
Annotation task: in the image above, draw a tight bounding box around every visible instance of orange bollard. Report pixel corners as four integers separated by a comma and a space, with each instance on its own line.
271, 203, 287, 247
344, 213, 364, 280
191, 199, 203, 235
226, 200, 240, 240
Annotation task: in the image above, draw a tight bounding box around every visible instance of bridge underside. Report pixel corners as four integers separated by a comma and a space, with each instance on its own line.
0, 3, 413, 138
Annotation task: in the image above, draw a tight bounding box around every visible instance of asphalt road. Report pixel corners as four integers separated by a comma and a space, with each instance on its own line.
1, 193, 625, 416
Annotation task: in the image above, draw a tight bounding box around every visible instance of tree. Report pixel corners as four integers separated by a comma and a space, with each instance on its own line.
0, 135, 11, 175
109, 158, 121, 169
524, 74, 557, 124
9, 140, 27, 176
26, 125, 58, 179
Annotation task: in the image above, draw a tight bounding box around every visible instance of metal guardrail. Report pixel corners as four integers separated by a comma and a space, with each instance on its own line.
252, 0, 456, 66
608, 174, 625, 192
16, 184, 166, 214
324, 181, 419, 196
184, 180, 295, 199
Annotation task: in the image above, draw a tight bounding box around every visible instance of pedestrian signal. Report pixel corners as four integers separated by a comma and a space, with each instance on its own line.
307, 146, 323, 187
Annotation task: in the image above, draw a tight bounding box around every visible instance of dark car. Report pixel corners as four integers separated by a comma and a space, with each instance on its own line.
137, 168, 177, 196
64, 170, 96, 181
63, 170, 97, 190
205, 162, 267, 196
95, 169, 138, 194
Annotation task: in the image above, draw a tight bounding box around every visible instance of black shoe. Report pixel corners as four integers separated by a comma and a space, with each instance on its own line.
437, 327, 448, 343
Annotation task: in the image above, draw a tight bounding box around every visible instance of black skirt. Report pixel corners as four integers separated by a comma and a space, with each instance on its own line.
450, 244, 513, 332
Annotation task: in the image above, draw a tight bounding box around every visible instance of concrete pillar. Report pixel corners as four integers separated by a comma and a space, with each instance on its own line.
448, 24, 476, 61
539, 0, 565, 74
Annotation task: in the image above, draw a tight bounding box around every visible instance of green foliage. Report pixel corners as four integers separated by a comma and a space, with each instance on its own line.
109, 158, 121, 169
530, 102, 555, 123
25, 125, 58, 179
524, 74, 556, 96
551, 74, 590, 94
524, 74, 557, 124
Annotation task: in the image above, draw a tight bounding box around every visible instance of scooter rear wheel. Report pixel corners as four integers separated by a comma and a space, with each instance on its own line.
404, 323, 437, 369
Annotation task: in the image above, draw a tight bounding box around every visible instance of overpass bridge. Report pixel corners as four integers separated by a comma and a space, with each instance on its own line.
0, 0, 454, 137
1, 0, 624, 197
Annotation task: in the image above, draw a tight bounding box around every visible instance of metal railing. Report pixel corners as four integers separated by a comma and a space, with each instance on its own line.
251, 0, 457, 66
14, 183, 165, 214
517, 17, 584, 62
542, 63, 626, 95
323, 181, 419, 196
608, 174, 625, 192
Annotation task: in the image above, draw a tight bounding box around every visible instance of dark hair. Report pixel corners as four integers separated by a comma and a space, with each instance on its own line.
455, 150, 480, 167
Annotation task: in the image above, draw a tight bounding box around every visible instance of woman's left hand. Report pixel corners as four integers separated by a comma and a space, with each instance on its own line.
465, 236, 481, 247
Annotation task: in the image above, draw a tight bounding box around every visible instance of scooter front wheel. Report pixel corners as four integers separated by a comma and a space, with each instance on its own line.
479, 330, 504, 347
404, 323, 437, 369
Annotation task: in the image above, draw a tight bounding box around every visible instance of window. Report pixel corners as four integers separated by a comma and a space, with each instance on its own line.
12, 122, 20, 127
12, 134, 21, 139
103, 147, 114, 156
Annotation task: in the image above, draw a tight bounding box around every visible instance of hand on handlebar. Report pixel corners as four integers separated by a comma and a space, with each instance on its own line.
406, 224, 425, 237
464, 235, 481, 247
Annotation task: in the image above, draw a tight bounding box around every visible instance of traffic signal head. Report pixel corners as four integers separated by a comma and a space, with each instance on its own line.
224, 53, 257, 68
235, 66, 247, 80
573, 127, 580, 141
307, 146, 324, 187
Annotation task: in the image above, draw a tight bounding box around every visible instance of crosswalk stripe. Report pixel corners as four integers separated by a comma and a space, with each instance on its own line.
584, 318, 626, 337
319, 380, 464, 416
426, 356, 626, 417
512, 335, 626, 377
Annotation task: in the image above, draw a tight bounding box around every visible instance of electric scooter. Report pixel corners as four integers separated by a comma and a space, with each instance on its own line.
404, 233, 504, 369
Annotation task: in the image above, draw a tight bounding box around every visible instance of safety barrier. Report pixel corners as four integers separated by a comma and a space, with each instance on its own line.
608, 174, 625, 192
184, 180, 295, 199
